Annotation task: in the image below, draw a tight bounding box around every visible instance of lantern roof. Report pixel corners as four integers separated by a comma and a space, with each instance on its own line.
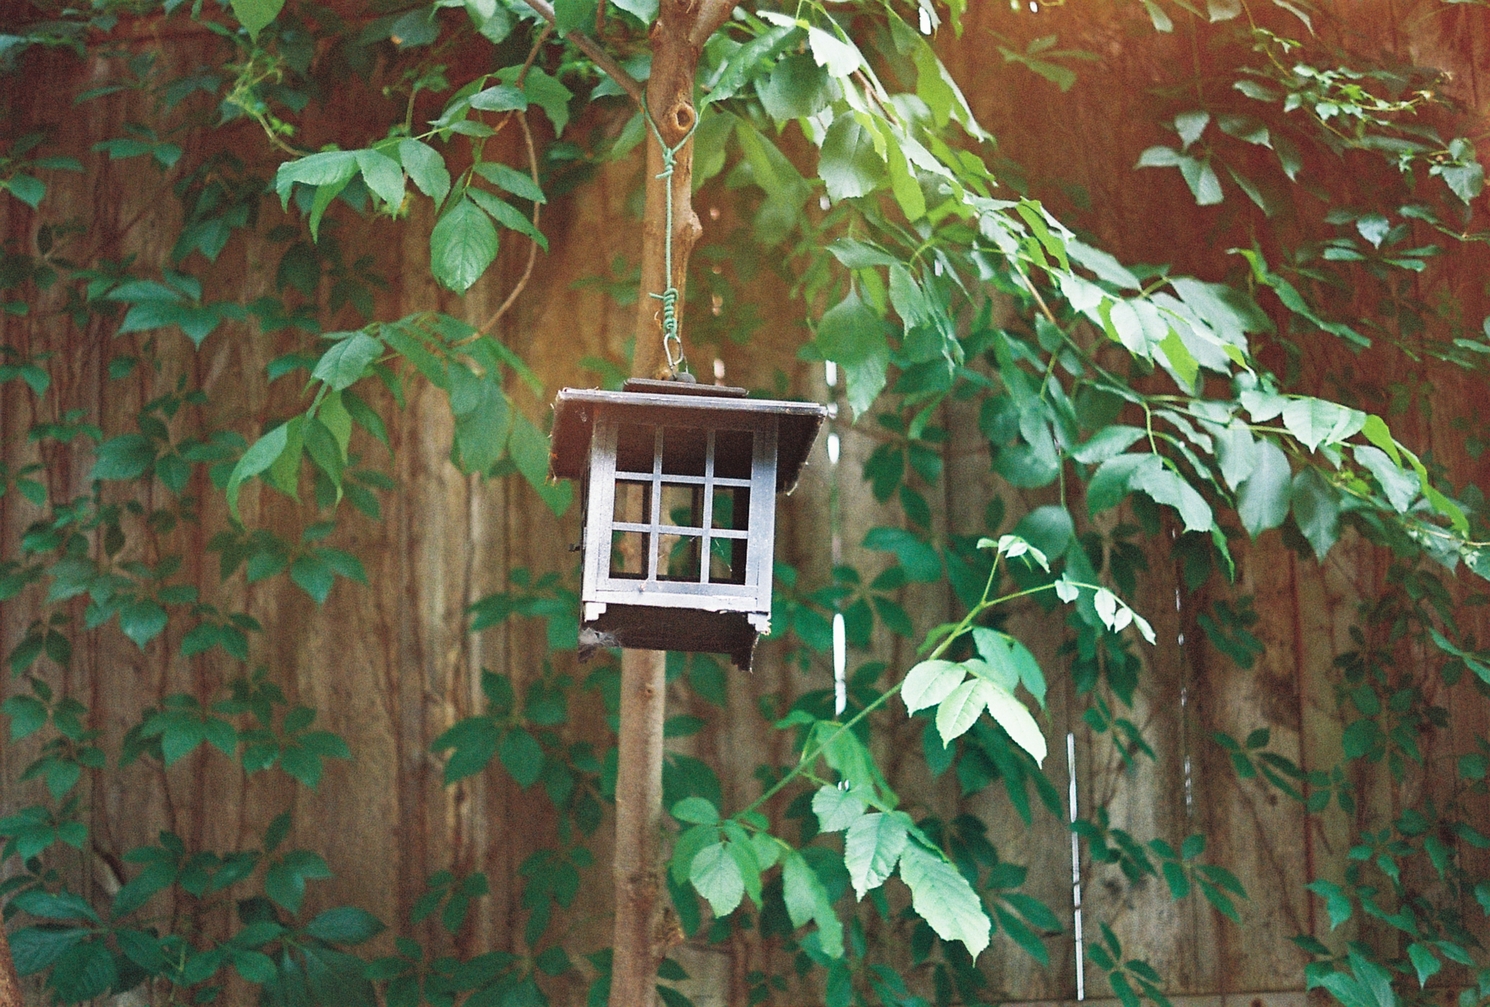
549, 379, 828, 493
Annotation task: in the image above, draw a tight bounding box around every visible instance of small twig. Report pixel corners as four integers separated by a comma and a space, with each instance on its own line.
518, 23, 554, 87
472, 112, 542, 338
520, 0, 644, 105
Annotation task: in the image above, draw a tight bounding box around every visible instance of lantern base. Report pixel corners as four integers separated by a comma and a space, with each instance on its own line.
581, 604, 765, 671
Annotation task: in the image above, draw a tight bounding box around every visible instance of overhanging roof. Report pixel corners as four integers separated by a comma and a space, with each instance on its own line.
550, 379, 828, 493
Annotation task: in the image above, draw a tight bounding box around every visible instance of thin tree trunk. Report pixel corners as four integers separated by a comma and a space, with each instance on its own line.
0, 924, 22, 1007
608, 0, 736, 1003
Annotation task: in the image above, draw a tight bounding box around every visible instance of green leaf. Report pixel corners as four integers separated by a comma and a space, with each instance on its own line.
120, 599, 168, 647
468, 85, 528, 114
473, 161, 545, 204
985, 687, 1047, 765
611, 0, 657, 23
897, 841, 990, 958
1353, 445, 1418, 513
807, 26, 862, 77
1072, 426, 1145, 465
290, 554, 335, 604
1407, 943, 1440, 987
894, 661, 965, 715
356, 149, 404, 208
431, 197, 499, 293
1129, 456, 1213, 532
304, 906, 385, 945
467, 188, 547, 249
4, 695, 48, 740
435, 717, 499, 782
705, 25, 797, 106
11, 889, 101, 923
226, 424, 291, 521
1087, 452, 1149, 515
232, 0, 285, 40
313, 332, 382, 391
815, 289, 889, 419
1175, 110, 1210, 150
690, 842, 744, 917
275, 150, 357, 205
974, 628, 1047, 707
1282, 398, 1366, 453
844, 811, 908, 898
498, 727, 545, 788
5, 174, 46, 209
758, 53, 833, 121
936, 677, 994, 746
1291, 468, 1340, 561
399, 139, 450, 207
781, 850, 843, 957
50, 939, 118, 1003
9, 926, 88, 976
497, 66, 572, 137
91, 433, 155, 480
552, 0, 596, 35
265, 851, 332, 914
811, 784, 867, 832
863, 526, 941, 581
819, 115, 884, 202
671, 797, 719, 825
1237, 437, 1291, 537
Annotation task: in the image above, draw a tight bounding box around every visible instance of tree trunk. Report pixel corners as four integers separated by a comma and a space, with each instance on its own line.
0, 924, 22, 1007
607, 0, 727, 1003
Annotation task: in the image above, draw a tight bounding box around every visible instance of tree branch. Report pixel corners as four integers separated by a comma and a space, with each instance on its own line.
689, 0, 739, 48
520, 0, 646, 106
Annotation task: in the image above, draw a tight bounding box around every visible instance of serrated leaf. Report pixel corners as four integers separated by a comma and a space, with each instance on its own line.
431, 197, 499, 293
690, 842, 744, 917
1353, 445, 1418, 513
901, 660, 965, 714
399, 139, 450, 207
1282, 398, 1366, 453
1237, 437, 1291, 537
226, 424, 290, 521
819, 115, 883, 202
985, 686, 1047, 764
898, 842, 990, 958
811, 784, 867, 832
313, 332, 382, 391
844, 811, 908, 898
1291, 467, 1340, 561
936, 677, 994, 746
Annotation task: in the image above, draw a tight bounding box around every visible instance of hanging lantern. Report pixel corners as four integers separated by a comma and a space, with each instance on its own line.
549, 378, 827, 670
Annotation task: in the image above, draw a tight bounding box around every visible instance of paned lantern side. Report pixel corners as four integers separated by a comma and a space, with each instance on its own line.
581, 410, 778, 622
550, 380, 826, 670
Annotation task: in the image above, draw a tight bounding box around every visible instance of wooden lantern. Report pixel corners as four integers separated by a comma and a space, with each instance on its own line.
549, 379, 827, 670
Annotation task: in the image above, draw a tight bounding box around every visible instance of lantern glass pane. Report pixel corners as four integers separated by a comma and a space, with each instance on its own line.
714, 428, 753, 479
659, 532, 702, 582
661, 484, 702, 528
615, 423, 656, 475
613, 480, 652, 525
709, 539, 748, 585
662, 426, 707, 476
610, 531, 649, 578
710, 487, 749, 530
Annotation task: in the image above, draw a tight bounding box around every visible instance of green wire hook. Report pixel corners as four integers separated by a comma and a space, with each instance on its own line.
641, 96, 700, 377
